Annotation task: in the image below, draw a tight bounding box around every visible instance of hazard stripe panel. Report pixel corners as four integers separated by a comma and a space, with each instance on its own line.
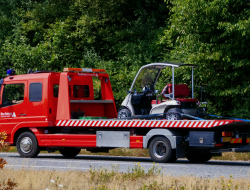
55, 119, 234, 128
230, 138, 242, 144
247, 138, 250, 143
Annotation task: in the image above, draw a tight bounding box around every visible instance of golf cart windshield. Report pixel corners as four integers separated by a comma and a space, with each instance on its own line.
132, 67, 160, 93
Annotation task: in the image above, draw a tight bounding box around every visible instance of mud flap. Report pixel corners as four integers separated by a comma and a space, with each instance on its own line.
175, 136, 185, 158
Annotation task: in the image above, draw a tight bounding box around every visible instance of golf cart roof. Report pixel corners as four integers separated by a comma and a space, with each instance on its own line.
142, 62, 197, 69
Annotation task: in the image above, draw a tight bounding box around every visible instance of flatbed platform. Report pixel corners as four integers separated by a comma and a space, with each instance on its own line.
56, 119, 248, 129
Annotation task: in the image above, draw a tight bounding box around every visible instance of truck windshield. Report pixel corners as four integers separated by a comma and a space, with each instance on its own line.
2, 83, 24, 107
132, 67, 160, 93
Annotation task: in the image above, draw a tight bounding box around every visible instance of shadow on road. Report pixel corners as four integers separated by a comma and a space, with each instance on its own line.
1, 153, 250, 166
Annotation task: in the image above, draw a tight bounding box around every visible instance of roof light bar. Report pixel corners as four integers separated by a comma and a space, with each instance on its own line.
63, 68, 105, 73
7, 69, 15, 76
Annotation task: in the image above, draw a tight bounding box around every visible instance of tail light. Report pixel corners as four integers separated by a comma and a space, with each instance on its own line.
222, 131, 233, 137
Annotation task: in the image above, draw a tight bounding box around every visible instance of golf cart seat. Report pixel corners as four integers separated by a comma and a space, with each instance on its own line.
151, 84, 197, 105
162, 84, 190, 98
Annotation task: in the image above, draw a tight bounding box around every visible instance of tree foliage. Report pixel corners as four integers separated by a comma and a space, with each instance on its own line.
0, 0, 170, 107
163, 0, 250, 117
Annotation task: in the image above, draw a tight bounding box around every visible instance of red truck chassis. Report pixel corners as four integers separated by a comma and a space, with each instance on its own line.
1, 68, 250, 163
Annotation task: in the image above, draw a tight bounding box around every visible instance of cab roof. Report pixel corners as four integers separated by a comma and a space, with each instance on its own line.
3, 72, 59, 82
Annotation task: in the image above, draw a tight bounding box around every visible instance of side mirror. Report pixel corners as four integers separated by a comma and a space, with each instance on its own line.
154, 90, 159, 94
0, 78, 4, 90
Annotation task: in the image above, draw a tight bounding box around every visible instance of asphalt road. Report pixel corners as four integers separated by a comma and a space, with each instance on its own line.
1, 152, 250, 178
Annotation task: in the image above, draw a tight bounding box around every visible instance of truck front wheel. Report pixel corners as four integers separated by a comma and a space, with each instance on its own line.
16, 132, 40, 158
59, 148, 81, 158
149, 136, 176, 163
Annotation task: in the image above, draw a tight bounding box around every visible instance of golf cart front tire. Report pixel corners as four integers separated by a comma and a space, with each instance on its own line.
117, 108, 131, 119
165, 108, 182, 120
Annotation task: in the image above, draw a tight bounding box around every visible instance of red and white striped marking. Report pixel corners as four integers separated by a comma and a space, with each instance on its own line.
56, 119, 234, 128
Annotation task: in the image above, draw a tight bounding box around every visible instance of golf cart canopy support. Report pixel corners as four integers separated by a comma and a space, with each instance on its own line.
129, 62, 197, 100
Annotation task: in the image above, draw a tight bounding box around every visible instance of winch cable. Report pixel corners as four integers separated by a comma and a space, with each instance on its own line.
208, 114, 250, 122
179, 113, 205, 120
163, 112, 205, 120
122, 113, 164, 120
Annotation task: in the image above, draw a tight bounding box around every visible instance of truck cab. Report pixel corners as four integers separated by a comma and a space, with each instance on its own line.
0, 69, 117, 144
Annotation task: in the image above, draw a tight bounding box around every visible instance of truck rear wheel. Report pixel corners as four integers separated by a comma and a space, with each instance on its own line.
186, 151, 212, 163
16, 132, 40, 158
149, 136, 176, 163
59, 148, 81, 158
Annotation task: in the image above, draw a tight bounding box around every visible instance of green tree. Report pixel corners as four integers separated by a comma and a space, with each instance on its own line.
163, 0, 250, 118
0, 0, 171, 108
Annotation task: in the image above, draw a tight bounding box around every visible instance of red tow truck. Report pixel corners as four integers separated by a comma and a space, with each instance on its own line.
1, 65, 250, 163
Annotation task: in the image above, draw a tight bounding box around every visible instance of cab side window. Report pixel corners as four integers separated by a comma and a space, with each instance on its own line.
53, 85, 59, 97
29, 83, 42, 102
2, 84, 25, 107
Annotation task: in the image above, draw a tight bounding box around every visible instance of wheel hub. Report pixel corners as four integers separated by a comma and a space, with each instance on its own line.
20, 137, 33, 153
119, 111, 128, 118
167, 114, 177, 120
153, 141, 167, 158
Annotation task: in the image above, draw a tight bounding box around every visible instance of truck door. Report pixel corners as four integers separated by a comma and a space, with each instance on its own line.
0, 81, 27, 137
26, 81, 46, 122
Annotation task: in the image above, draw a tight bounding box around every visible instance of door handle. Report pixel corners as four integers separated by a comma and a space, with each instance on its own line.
19, 114, 26, 116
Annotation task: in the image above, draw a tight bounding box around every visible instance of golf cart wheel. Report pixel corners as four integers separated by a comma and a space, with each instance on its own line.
59, 148, 81, 158
149, 136, 176, 163
165, 108, 182, 120
117, 108, 131, 119
16, 132, 40, 158
186, 151, 212, 163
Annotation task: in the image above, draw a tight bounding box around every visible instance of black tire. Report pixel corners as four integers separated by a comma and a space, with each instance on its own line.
149, 136, 176, 163
16, 132, 40, 158
59, 148, 81, 158
186, 151, 212, 163
117, 108, 131, 119
165, 108, 182, 120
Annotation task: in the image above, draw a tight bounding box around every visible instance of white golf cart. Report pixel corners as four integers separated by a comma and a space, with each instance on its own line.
118, 62, 203, 120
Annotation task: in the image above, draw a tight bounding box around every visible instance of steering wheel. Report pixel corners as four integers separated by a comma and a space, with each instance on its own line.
142, 84, 154, 94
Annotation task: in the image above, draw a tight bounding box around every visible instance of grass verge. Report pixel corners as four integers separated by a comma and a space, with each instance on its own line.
79, 148, 150, 157
213, 152, 250, 161
1, 163, 250, 190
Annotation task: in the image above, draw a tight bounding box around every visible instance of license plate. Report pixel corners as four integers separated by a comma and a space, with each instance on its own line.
221, 137, 231, 142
